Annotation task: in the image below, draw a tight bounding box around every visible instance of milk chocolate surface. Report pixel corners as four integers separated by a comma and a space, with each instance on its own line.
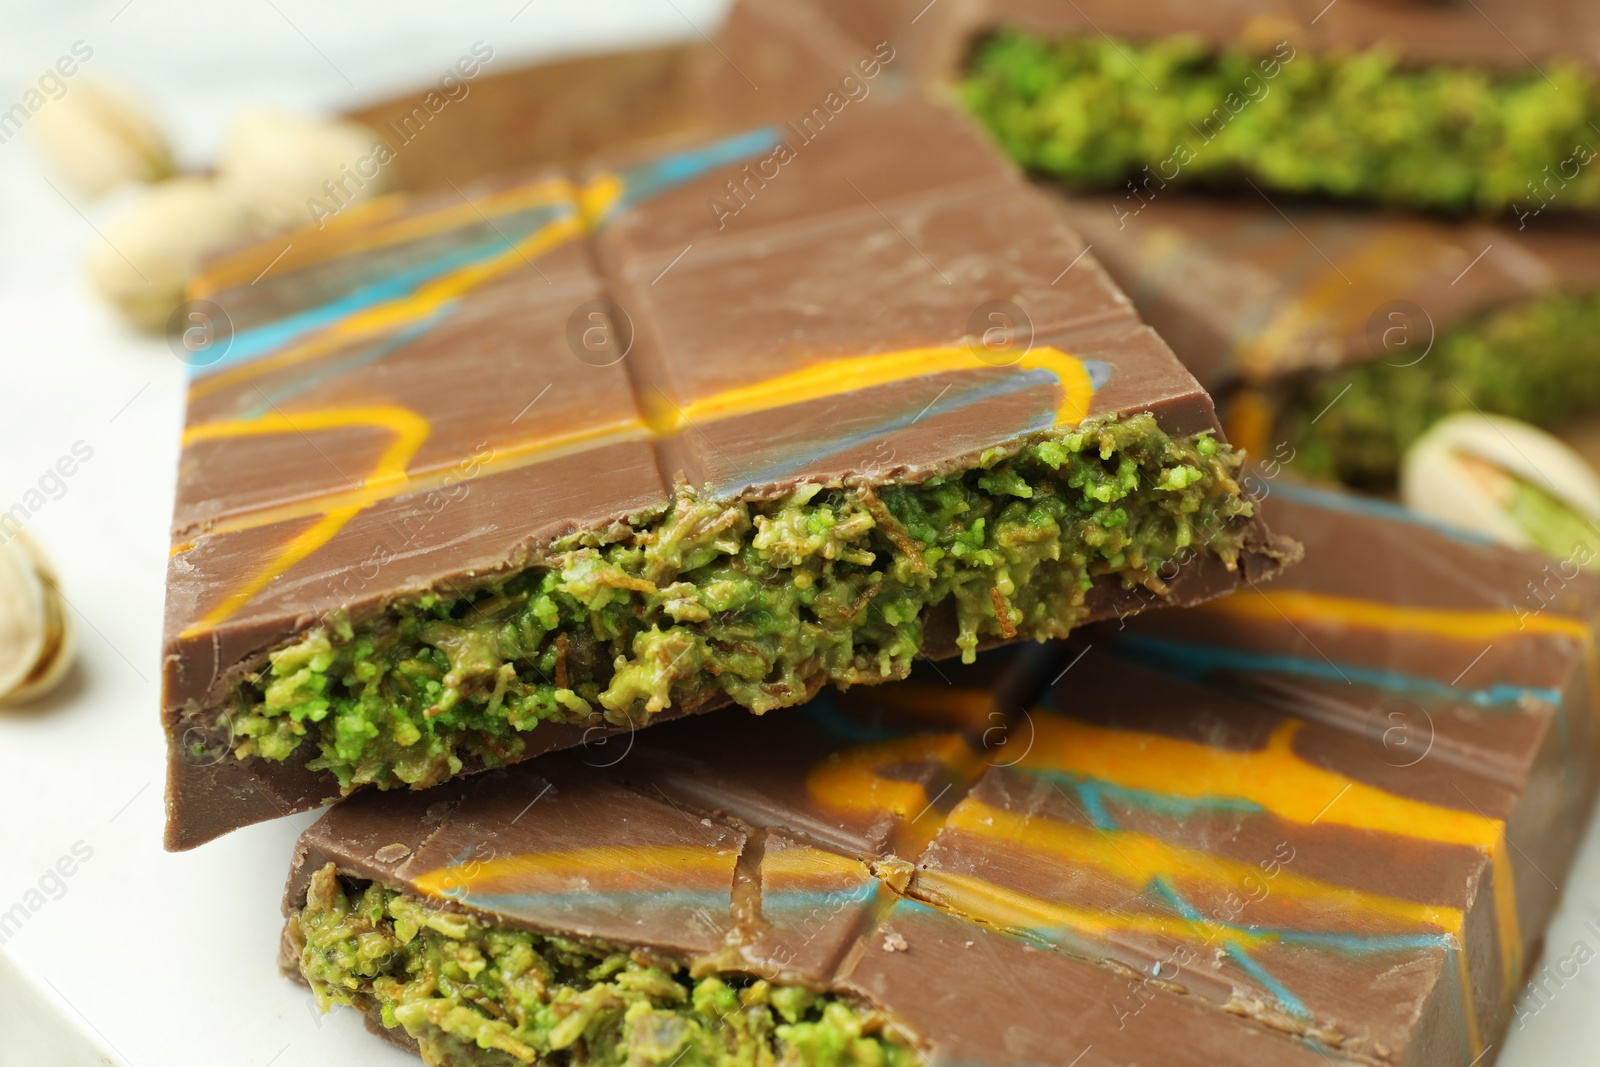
287, 483, 1600, 1066
165, 90, 1290, 848
1055, 192, 1600, 390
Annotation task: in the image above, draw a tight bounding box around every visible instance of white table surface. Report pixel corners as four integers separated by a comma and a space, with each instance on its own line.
0, 3, 1596, 1065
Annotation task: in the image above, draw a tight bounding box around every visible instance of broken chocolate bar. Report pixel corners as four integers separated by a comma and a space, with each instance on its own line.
1054, 192, 1600, 488
163, 94, 1295, 849
899, 0, 1600, 217
281, 476, 1600, 1066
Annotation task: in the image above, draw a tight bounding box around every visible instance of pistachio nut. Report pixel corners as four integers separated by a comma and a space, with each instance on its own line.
0, 530, 75, 705
1400, 413, 1600, 568
29, 80, 174, 198
217, 109, 391, 235
84, 175, 252, 331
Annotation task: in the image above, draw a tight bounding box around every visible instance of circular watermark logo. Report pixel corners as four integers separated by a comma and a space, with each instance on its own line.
566, 299, 635, 367
577, 720, 636, 768
965, 300, 1034, 367
166, 299, 234, 367
1365, 699, 1435, 769
980, 707, 1036, 768
178, 710, 234, 767
1365, 299, 1434, 369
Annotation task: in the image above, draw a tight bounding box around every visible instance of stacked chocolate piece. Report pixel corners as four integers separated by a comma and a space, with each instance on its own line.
908, 0, 1600, 491
160, 1, 1600, 1064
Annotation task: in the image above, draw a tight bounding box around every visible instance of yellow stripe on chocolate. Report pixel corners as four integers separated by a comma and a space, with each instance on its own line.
187, 414, 653, 541
580, 172, 625, 226
178, 405, 430, 635
913, 859, 1480, 1053
943, 798, 1462, 934
916, 867, 1233, 946
188, 205, 587, 404
1020, 714, 1520, 1027
191, 178, 579, 297
641, 345, 1094, 435
1203, 588, 1591, 642
178, 338, 1096, 631
805, 732, 981, 854
412, 844, 738, 899
1023, 717, 1506, 854
762, 847, 871, 882
1202, 580, 1594, 1001
1232, 230, 1423, 383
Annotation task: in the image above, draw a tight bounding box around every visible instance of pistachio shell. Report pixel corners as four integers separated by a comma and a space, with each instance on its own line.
1400, 413, 1600, 551
217, 109, 391, 236
84, 175, 252, 331
30, 80, 174, 198
0, 530, 75, 705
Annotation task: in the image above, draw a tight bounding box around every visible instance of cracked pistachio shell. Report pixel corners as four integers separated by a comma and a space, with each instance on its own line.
1400, 413, 1600, 552
217, 109, 391, 235
0, 530, 74, 705
84, 175, 252, 331
30, 80, 174, 198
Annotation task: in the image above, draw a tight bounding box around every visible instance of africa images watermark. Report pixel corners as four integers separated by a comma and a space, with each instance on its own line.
705, 40, 898, 230
1111, 39, 1298, 229
1515, 534, 1598, 630
0, 40, 94, 147
1512, 912, 1600, 1029
320, 440, 496, 621
0, 840, 94, 946
1109, 839, 1297, 1030
306, 40, 496, 228
0, 440, 95, 546
1513, 139, 1597, 230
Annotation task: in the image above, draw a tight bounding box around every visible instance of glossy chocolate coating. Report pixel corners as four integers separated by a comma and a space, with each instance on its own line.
287, 482, 1600, 1066
1052, 192, 1600, 390
715, 0, 1600, 399
165, 88, 1292, 848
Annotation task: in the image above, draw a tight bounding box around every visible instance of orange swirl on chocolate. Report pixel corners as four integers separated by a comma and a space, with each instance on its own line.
413, 843, 739, 901
173, 125, 1107, 634
187, 189, 586, 404
1018, 715, 1518, 998
1203, 587, 1600, 751
923, 801, 1462, 942
1232, 230, 1426, 384
177, 341, 1095, 631
642, 346, 1095, 435
804, 732, 984, 855
1203, 587, 1591, 643
178, 405, 430, 636
805, 709, 1515, 1056
191, 178, 579, 299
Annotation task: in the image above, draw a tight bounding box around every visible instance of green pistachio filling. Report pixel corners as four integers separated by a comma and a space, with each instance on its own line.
962, 31, 1600, 215
225, 413, 1256, 792
289, 865, 916, 1067
1268, 292, 1600, 488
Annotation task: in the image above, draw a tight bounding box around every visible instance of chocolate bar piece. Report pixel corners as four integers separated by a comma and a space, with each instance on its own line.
164, 93, 1296, 849
900, 0, 1600, 217
282, 480, 1599, 1065
1055, 191, 1600, 487
344, 44, 708, 194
